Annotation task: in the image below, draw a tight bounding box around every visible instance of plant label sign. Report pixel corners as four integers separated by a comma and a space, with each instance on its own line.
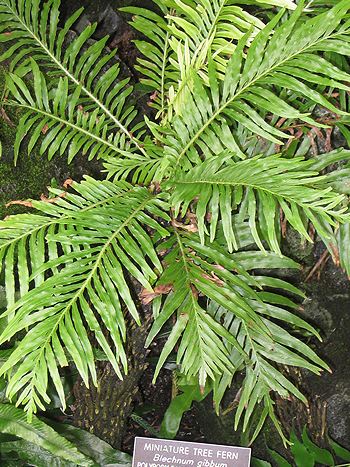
132, 437, 251, 467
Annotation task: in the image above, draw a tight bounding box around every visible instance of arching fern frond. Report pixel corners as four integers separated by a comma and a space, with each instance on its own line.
5, 60, 142, 164
209, 297, 326, 444
154, 0, 350, 175
152, 0, 296, 118
147, 227, 326, 441
0, 0, 149, 159
0, 177, 169, 419
199, 217, 326, 442
209, 302, 322, 444
148, 230, 249, 387
120, 2, 177, 119
125, 1, 276, 121
169, 153, 349, 253
165, 0, 265, 70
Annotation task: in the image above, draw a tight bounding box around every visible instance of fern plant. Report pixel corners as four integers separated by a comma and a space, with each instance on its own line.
0, 0, 350, 444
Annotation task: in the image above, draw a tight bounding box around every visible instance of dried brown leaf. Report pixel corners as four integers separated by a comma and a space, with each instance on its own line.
150, 91, 158, 101
63, 178, 74, 188
0, 107, 15, 127
140, 284, 173, 305
5, 199, 33, 208
329, 242, 340, 266
190, 284, 199, 299
40, 191, 67, 204
201, 272, 224, 287
172, 219, 198, 233
212, 264, 226, 272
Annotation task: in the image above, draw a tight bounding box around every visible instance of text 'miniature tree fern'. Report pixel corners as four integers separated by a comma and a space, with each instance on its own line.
0, 0, 350, 442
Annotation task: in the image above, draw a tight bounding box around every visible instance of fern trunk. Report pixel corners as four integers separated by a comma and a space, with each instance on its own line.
71, 318, 150, 448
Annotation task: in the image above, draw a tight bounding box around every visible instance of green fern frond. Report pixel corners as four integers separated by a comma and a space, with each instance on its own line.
120, 2, 176, 118
148, 225, 327, 440
211, 293, 327, 444
0, 403, 93, 465
148, 230, 249, 388
204, 217, 328, 442
126, 1, 298, 121
169, 153, 349, 253
0, 178, 129, 308
0, 0, 349, 438
0, 0, 149, 159
147, 229, 323, 384
302, 149, 350, 270
103, 148, 165, 185
0, 177, 169, 419
154, 0, 350, 175
5, 59, 141, 164
165, 0, 265, 71
124, 1, 265, 119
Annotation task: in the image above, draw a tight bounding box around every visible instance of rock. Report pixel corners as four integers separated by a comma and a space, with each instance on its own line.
300, 261, 350, 448
59, 0, 138, 73
61, 1, 125, 39
332, 126, 348, 149
301, 297, 334, 338
282, 225, 314, 264
95, 5, 124, 39
326, 385, 350, 446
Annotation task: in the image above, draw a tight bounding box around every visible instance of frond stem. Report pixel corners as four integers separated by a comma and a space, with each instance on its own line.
159, 27, 171, 120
